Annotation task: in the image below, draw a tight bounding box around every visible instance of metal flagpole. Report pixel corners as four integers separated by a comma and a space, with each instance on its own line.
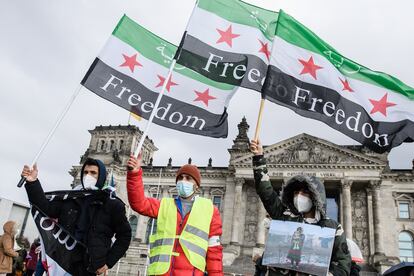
17, 84, 82, 187
132, 0, 199, 159
132, 59, 176, 158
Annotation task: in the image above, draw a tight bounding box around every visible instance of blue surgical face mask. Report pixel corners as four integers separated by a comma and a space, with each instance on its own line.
176, 180, 195, 198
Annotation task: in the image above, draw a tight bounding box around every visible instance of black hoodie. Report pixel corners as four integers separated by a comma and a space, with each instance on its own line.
80, 158, 107, 190
25, 159, 131, 274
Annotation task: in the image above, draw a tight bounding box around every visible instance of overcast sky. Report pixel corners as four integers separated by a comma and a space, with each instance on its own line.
1, 0, 413, 205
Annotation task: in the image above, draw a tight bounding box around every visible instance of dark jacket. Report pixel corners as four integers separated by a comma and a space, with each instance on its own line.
253, 155, 351, 276
25, 179, 131, 273
25, 242, 39, 271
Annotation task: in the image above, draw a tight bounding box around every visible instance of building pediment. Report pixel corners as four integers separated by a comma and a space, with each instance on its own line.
232, 133, 386, 168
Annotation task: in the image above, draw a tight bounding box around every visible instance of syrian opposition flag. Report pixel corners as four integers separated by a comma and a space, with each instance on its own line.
263, 10, 414, 153
82, 15, 237, 138
176, 0, 278, 93
31, 191, 91, 276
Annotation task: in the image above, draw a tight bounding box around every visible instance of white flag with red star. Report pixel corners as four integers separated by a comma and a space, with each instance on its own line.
82, 15, 238, 138
263, 10, 414, 153
176, 0, 278, 93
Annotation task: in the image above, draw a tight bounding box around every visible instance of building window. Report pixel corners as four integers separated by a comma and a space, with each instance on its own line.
119, 140, 124, 150
99, 140, 106, 151
399, 231, 414, 262
399, 202, 410, 219
109, 140, 115, 151
213, 195, 222, 211
129, 216, 138, 240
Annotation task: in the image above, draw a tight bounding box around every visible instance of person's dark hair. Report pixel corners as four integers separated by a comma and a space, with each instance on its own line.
293, 181, 310, 193
16, 236, 30, 249
83, 158, 100, 168
33, 237, 41, 247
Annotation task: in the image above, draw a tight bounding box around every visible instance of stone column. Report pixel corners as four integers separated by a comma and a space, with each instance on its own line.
255, 203, 267, 248
203, 187, 211, 199
162, 186, 169, 198
366, 186, 375, 257
370, 180, 384, 255
341, 179, 353, 240
230, 178, 244, 245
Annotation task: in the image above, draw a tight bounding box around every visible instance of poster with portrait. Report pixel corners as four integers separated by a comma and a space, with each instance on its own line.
263, 220, 335, 276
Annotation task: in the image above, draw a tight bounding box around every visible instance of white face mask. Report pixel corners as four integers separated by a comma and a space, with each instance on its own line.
176, 180, 195, 198
83, 174, 98, 189
293, 194, 313, 213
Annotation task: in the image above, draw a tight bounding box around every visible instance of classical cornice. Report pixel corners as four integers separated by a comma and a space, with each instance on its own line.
141, 166, 230, 179
233, 163, 386, 170
232, 133, 386, 167
383, 171, 414, 182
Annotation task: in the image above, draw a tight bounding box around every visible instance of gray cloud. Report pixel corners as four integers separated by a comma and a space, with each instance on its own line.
1, 0, 413, 204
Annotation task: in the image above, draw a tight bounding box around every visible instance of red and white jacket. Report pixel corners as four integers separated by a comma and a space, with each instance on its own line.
127, 169, 224, 276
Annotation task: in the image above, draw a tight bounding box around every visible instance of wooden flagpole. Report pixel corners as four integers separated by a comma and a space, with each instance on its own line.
253, 98, 266, 141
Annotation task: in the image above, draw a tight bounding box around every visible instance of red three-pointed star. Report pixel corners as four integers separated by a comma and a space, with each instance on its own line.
156, 75, 178, 92
369, 93, 397, 116
119, 53, 142, 73
194, 88, 216, 106
258, 39, 271, 61
216, 25, 240, 47
298, 56, 323, 80
339, 77, 354, 92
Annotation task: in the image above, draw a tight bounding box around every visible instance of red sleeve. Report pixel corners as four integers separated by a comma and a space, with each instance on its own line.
127, 169, 160, 218
205, 206, 223, 276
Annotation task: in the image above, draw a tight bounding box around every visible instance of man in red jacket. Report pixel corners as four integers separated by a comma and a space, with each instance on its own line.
127, 155, 223, 276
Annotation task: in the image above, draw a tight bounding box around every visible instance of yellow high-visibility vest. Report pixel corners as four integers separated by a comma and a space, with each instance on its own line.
147, 197, 214, 275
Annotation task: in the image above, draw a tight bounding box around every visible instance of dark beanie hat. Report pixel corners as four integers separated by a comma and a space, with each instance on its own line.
176, 164, 201, 187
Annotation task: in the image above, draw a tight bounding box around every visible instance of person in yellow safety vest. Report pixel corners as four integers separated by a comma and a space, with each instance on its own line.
127, 154, 224, 276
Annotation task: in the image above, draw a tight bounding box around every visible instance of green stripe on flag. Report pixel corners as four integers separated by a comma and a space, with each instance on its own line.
197, 0, 278, 40
113, 15, 234, 91
276, 10, 414, 100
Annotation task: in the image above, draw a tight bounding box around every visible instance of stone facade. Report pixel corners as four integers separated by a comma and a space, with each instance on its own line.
71, 121, 414, 275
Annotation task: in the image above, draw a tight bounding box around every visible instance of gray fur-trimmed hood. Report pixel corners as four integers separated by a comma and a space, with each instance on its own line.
281, 175, 327, 218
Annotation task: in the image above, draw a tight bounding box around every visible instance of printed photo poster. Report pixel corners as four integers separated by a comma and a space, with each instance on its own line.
263, 220, 335, 276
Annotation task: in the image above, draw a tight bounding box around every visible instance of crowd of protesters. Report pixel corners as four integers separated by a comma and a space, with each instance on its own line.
15, 139, 356, 275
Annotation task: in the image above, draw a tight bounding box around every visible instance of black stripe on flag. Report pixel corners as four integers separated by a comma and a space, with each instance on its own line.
31, 205, 86, 274
82, 58, 228, 138
263, 66, 414, 153
177, 34, 267, 92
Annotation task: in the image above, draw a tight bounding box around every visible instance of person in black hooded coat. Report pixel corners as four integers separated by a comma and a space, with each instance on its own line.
250, 140, 351, 276
22, 158, 131, 276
